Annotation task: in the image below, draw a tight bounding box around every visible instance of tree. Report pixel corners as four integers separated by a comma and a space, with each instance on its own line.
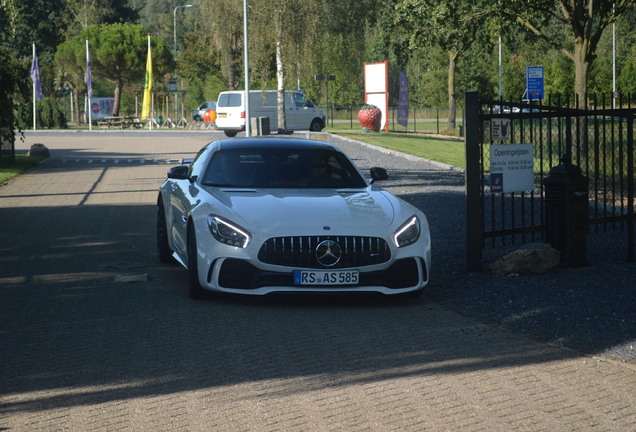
0, 0, 31, 160
395, 0, 489, 129
504, 0, 636, 103
59, 24, 173, 116
190, 0, 243, 91
182, 0, 378, 112
0, 0, 66, 60
0, 46, 26, 162
618, 46, 636, 96
129, 0, 174, 43
54, 38, 86, 123
178, 31, 226, 108
63, 0, 116, 35
304, 0, 378, 106
250, 0, 324, 132
62, 0, 139, 37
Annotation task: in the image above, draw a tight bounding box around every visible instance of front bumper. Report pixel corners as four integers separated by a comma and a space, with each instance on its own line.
202, 256, 429, 296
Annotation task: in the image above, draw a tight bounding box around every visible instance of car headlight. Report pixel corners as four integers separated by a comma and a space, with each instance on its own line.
393, 215, 420, 248
207, 215, 251, 248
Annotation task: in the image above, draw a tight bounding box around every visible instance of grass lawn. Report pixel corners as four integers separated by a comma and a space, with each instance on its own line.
0, 154, 44, 184
328, 128, 465, 169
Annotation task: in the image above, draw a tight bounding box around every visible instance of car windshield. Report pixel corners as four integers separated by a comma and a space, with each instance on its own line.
201, 148, 368, 189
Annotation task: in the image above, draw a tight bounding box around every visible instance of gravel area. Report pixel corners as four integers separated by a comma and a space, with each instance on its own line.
331, 134, 636, 364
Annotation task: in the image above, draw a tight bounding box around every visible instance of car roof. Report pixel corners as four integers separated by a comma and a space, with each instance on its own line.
216, 137, 337, 151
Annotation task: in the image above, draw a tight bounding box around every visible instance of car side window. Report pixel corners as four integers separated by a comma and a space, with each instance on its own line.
294, 93, 311, 108
297, 94, 315, 108
189, 146, 213, 181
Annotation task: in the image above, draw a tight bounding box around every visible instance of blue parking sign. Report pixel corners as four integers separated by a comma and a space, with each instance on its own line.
526, 67, 544, 100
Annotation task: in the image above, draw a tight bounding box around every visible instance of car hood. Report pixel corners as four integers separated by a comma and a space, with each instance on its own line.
206, 188, 397, 233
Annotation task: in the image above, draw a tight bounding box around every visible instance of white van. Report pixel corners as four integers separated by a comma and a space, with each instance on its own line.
215, 90, 325, 137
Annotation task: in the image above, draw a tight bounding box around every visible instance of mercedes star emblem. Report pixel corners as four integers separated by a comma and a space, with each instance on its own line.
315, 240, 342, 267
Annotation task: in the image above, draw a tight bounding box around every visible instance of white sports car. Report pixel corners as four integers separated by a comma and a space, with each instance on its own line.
157, 137, 431, 299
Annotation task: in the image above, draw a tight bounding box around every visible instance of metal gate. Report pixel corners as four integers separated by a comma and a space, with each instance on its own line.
464, 91, 635, 271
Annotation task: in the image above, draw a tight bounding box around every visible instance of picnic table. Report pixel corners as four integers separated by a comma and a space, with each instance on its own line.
97, 116, 143, 129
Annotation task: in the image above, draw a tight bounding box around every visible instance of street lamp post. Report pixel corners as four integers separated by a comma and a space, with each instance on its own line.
173, 4, 194, 123
243, 0, 250, 137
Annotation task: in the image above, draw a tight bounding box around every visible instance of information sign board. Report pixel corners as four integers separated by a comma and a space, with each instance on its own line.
490, 143, 535, 193
526, 67, 544, 100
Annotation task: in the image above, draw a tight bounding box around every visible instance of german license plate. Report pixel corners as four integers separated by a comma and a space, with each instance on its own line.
218, 113, 227, 118
294, 270, 359, 286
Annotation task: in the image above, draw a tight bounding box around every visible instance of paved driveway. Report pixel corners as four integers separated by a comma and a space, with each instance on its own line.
1, 131, 635, 431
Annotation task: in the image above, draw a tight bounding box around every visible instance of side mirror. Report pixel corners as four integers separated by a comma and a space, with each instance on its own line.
167, 165, 190, 180
369, 166, 389, 183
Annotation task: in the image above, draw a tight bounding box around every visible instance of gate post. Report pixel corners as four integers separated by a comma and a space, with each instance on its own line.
464, 91, 483, 272
542, 154, 589, 267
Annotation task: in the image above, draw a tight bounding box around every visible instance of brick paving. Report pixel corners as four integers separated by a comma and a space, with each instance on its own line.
1, 131, 635, 431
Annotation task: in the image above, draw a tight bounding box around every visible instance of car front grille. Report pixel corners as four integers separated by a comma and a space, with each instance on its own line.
257, 236, 391, 269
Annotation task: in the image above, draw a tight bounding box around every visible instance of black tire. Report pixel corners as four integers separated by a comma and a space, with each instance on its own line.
224, 130, 238, 137
193, 115, 202, 122
157, 199, 173, 264
187, 224, 206, 300
310, 119, 323, 132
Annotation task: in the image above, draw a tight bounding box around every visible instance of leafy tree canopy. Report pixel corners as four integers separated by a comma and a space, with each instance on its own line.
502, 0, 636, 100
62, 0, 140, 37
56, 23, 173, 116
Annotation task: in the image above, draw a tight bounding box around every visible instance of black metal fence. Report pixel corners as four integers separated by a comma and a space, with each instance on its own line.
464, 91, 635, 271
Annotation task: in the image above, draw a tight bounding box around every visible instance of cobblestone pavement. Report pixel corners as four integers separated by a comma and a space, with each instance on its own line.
1, 131, 635, 431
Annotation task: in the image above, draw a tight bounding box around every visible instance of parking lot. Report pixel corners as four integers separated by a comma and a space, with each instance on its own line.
1, 131, 635, 431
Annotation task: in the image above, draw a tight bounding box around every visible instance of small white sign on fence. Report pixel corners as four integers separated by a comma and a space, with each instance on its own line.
490, 143, 535, 193
491, 118, 510, 141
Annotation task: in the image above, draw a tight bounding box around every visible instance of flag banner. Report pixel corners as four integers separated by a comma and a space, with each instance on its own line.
141, 36, 152, 120
397, 71, 409, 128
30, 45, 43, 100
86, 38, 92, 99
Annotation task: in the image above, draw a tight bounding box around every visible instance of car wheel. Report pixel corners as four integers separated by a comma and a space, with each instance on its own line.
194, 115, 201, 122
310, 119, 323, 131
157, 199, 173, 264
187, 224, 206, 299
224, 130, 238, 137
